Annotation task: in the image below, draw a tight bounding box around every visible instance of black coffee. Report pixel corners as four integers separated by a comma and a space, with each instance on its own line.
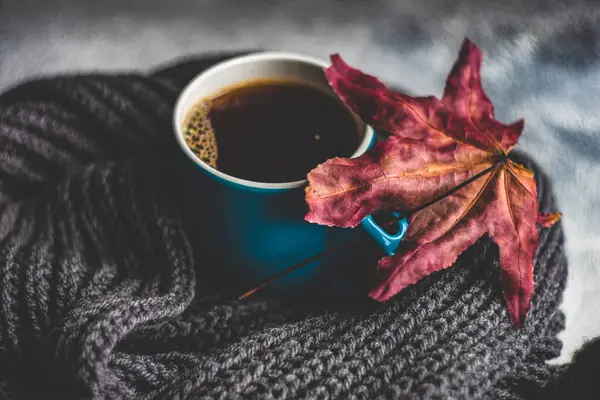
183, 80, 361, 183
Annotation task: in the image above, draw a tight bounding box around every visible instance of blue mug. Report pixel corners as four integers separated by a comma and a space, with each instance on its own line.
173, 53, 408, 296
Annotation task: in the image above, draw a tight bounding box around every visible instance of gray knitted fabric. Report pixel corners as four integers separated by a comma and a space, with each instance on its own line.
0, 55, 577, 399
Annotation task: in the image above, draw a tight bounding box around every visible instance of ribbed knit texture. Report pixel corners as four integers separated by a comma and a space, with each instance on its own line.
0, 55, 579, 399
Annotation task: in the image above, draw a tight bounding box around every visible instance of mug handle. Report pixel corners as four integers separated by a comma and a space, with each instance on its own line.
360, 213, 409, 256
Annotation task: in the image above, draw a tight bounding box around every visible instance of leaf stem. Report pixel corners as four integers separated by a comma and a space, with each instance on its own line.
238, 156, 506, 299
238, 236, 363, 299
395, 156, 506, 220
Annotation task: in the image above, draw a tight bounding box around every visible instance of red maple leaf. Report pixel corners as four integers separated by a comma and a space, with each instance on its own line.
305, 39, 561, 327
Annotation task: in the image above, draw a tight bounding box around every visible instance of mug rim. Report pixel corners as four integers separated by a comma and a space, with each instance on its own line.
173, 51, 375, 191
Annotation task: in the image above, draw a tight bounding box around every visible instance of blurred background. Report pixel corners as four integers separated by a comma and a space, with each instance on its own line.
2, 0, 600, 363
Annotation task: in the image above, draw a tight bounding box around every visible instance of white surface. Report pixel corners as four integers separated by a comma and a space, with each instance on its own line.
2, 0, 600, 363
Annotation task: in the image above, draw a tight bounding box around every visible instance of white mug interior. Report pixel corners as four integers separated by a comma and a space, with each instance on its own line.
173, 52, 374, 190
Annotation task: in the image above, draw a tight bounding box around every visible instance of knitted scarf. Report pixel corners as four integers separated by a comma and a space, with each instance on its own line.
0, 55, 593, 399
